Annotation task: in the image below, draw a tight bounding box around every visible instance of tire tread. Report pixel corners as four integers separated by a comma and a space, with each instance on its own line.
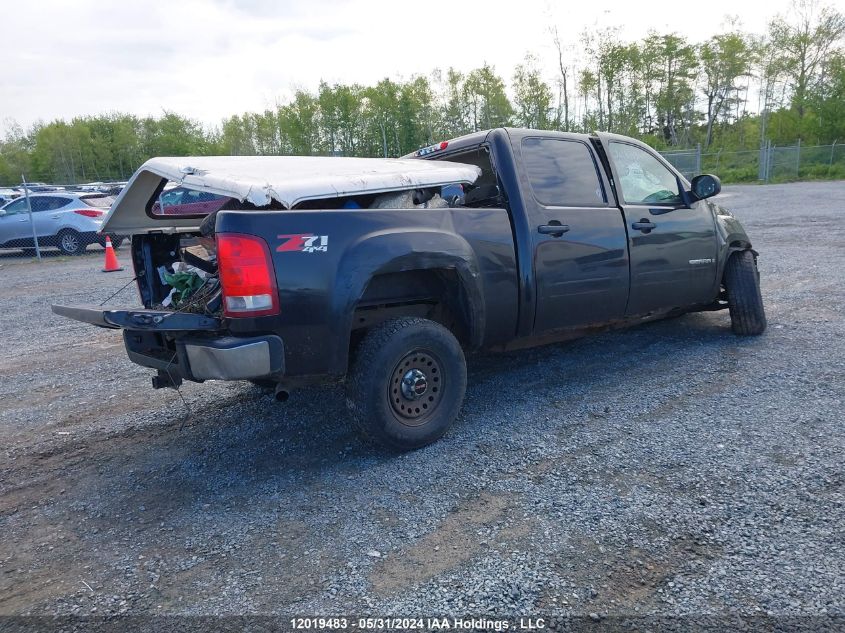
725, 250, 767, 335
346, 317, 465, 450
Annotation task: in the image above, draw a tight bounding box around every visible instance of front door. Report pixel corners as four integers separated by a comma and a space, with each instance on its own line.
517, 135, 630, 334
0, 198, 34, 246
598, 134, 719, 317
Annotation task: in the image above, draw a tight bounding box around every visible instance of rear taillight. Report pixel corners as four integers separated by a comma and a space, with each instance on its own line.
216, 233, 279, 317
73, 209, 104, 218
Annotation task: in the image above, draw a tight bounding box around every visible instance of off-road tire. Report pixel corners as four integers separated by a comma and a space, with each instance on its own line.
57, 229, 85, 256
724, 249, 767, 335
346, 317, 467, 451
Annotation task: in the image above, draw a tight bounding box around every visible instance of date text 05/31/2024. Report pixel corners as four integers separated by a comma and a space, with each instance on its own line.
290, 617, 546, 630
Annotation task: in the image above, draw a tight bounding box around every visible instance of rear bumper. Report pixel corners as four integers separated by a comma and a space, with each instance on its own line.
125, 332, 285, 382
185, 336, 284, 380
51, 303, 284, 382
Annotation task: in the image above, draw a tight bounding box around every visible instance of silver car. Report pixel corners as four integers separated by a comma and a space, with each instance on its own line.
0, 192, 124, 255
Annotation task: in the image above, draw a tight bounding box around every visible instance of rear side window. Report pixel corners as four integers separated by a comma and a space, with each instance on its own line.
30, 196, 70, 212
81, 195, 115, 209
521, 137, 606, 207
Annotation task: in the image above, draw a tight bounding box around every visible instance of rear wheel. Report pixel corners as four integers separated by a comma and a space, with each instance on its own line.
724, 250, 766, 335
57, 230, 85, 256
346, 317, 466, 451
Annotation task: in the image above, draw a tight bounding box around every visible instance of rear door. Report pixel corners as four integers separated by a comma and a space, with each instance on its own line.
32, 195, 73, 237
516, 135, 629, 333
597, 134, 719, 317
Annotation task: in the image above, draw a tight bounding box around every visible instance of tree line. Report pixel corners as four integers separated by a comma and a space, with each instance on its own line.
1, 0, 843, 186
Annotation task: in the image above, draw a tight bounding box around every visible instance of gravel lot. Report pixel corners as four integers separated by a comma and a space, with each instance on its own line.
0, 182, 843, 626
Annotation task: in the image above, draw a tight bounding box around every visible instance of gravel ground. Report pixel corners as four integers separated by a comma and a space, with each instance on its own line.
0, 182, 843, 627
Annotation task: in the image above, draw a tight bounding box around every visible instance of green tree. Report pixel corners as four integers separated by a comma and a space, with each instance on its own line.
363, 78, 402, 157
806, 51, 845, 139
318, 82, 365, 156
464, 63, 513, 131
278, 90, 320, 155
768, 0, 845, 118
699, 32, 755, 147
434, 68, 471, 138
512, 54, 553, 129
397, 76, 436, 153
0, 122, 34, 184
651, 33, 698, 145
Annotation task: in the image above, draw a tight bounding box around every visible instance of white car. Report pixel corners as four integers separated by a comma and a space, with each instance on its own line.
0, 192, 124, 255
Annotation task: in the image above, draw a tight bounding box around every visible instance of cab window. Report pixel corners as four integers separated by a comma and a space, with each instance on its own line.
608, 142, 682, 205
521, 137, 607, 207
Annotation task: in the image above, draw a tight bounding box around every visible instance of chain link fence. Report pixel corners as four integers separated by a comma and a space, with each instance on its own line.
0, 181, 125, 258
661, 143, 845, 183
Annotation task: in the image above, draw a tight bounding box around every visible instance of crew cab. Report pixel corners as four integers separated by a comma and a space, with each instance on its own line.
53, 128, 766, 450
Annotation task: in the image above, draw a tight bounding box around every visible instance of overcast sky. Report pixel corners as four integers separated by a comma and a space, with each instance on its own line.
2, 0, 800, 135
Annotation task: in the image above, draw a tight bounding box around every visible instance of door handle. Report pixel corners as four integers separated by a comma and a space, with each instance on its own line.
631, 219, 656, 233
50, 214, 61, 219
538, 223, 570, 237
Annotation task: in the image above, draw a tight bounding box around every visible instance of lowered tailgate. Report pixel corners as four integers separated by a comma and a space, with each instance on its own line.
51, 304, 221, 331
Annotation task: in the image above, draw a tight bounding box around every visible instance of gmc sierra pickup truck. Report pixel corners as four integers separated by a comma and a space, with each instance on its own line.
53, 128, 766, 450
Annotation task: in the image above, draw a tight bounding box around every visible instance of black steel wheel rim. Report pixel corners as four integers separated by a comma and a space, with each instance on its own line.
388, 349, 444, 426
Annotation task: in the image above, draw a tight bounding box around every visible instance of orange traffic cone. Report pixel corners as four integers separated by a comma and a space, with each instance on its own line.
102, 236, 124, 273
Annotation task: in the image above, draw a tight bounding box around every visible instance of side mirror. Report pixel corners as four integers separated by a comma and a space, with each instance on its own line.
690, 174, 721, 200
0, 209, 6, 217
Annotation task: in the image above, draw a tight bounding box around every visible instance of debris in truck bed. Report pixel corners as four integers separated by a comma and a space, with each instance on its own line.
156, 260, 220, 312
161, 270, 205, 308
370, 190, 449, 209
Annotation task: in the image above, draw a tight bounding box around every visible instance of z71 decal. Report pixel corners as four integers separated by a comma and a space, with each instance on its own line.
277, 234, 328, 253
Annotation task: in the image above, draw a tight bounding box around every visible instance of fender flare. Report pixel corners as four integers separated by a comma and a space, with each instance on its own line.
718, 239, 756, 284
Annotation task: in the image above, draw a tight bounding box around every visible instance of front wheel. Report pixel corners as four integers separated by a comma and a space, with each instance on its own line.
346, 317, 467, 451
724, 250, 767, 335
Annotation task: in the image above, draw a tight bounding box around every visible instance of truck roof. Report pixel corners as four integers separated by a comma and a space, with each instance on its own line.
402, 128, 601, 160
103, 155, 482, 234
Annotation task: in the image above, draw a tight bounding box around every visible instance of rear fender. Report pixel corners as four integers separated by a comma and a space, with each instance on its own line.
330, 229, 485, 373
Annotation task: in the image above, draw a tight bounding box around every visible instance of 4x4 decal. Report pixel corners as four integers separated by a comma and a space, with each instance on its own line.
277, 234, 328, 253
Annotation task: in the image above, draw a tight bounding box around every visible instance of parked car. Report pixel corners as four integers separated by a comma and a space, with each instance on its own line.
0, 192, 124, 255
17, 182, 60, 193
151, 186, 231, 216
0, 188, 21, 204
53, 128, 766, 450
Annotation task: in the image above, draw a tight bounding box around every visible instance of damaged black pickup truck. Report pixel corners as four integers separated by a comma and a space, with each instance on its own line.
54, 128, 766, 450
